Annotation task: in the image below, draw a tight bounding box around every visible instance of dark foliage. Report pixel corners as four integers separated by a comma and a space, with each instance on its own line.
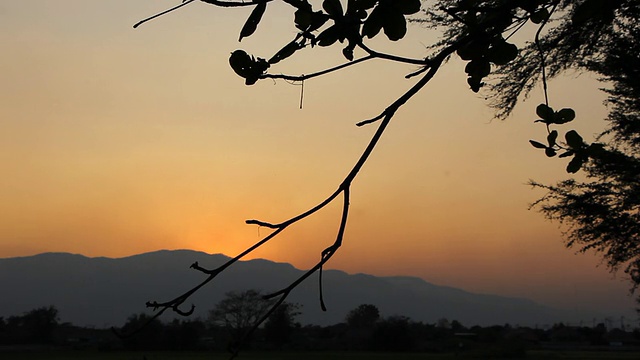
527, 1, 640, 301
0, 306, 59, 345
264, 302, 301, 348
345, 303, 380, 328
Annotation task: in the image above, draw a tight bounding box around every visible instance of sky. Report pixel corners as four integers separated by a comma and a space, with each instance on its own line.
1, 1, 637, 323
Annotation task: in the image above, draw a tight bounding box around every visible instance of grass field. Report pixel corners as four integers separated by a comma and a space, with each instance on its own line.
4, 350, 640, 360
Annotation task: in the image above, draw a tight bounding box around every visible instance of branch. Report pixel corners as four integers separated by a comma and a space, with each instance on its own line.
139, 36, 460, 348
261, 55, 375, 82
534, 2, 559, 108
357, 44, 455, 127
200, 0, 274, 7
133, 0, 196, 28
260, 45, 431, 88
358, 42, 431, 66
134, 0, 277, 29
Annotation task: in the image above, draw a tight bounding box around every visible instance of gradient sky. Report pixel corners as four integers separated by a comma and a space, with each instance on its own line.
1, 1, 636, 322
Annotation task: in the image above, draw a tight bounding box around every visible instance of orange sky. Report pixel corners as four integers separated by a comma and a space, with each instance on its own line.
1, 1, 636, 321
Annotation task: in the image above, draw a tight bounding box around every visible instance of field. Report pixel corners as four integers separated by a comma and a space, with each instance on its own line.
4, 350, 640, 360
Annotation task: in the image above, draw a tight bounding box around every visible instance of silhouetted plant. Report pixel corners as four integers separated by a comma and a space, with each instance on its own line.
208, 289, 274, 349
120, 313, 165, 350
528, 6, 640, 304
264, 302, 302, 348
127, 0, 640, 351
372, 315, 414, 351
1, 306, 60, 344
345, 303, 380, 328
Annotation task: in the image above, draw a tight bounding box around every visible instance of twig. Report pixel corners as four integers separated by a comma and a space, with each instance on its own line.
134, 0, 277, 29
262, 55, 375, 82
133, 0, 196, 28
534, 2, 559, 107
358, 42, 431, 66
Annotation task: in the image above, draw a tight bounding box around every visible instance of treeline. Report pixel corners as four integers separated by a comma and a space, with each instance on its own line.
2, 300, 639, 356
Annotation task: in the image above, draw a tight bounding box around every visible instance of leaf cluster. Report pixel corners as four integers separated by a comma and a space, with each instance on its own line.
228, 0, 423, 83
528, 103, 602, 173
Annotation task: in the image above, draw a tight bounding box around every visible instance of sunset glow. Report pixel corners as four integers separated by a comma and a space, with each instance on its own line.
0, 1, 635, 319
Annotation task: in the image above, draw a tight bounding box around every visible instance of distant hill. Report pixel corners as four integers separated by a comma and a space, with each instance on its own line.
0, 250, 592, 328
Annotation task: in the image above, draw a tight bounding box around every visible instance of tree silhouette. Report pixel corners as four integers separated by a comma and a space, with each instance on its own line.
4, 306, 60, 344
120, 313, 165, 350
264, 302, 302, 348
208, 289, 274, 349
528, 3, 640, 304
129, 0, 639, 348
345, 304, 380, 328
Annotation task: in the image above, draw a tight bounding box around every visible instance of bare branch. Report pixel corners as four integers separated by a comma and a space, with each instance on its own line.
200, 0, 275, 7
262, 55, 375, 82
134, 0, 279, 29
358, 42, 430, 66
244, 219, 279, 228
128, 1, 576, 354
133, 0, 196, 28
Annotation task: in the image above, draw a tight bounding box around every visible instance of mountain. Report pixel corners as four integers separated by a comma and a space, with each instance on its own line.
0, 250, 590, 328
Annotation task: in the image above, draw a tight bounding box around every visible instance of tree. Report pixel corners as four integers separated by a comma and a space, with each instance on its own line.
119, 313, 165, 350
372, 315, 414, 351
208, 289, 273, 347
263, 302, 302, 348
345, 304, 380, 328
521, 1, 640, 302
132, 0, 639, 341
20, 306, 59, 344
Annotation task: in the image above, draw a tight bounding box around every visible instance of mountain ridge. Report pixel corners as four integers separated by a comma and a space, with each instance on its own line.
0, 249, 602, 328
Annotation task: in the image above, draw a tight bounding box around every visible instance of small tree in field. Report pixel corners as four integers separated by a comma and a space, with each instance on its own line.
264, 302, 301, 348
208, 289, 273, 347
132, 0, 640, 345
346, 303, 380, 328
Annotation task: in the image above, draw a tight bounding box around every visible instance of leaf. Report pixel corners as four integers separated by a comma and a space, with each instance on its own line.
294, 9, 312, 30
465, 59, 491, 78
554, 108, 576, 124
269, 40, 302, 65
309, 12, 330, 31
565, 130, 584, 149
362, 6, 384, 39
467, 76, 483, 93
282, 0, 308, 7
393, 0, 421, 15
229, 50, 253, 78
382, 11, 407, 41
587, 143, 606, 157
518, 0, 542, 13
558, 151, 574, 158
566, 155, 584, 173
487, 40, 518, 65
547, 130, 558, 147
530, 8, 549, 24
295, 9, 330, 32
348, 0, 377, 12
572, 0, 609, 25
529, 140, 547, 149
239, 2, 267, 42
536, 104, 554, 121
323, 0, 344, 17
316, 25, 341, 46
545, 147, 557, 157
457, 39, 489, 61
228, 50, 269, 85
342, 45, 354, 61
